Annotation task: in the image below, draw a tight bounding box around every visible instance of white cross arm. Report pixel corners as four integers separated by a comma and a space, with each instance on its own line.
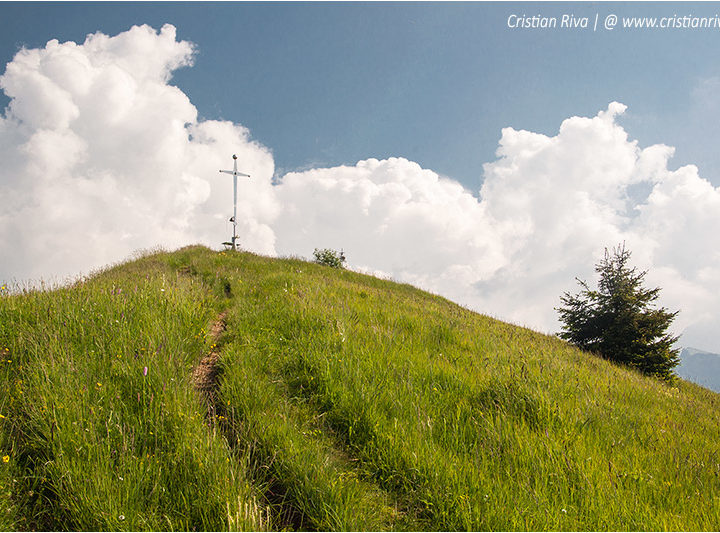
219, 170, 251, 177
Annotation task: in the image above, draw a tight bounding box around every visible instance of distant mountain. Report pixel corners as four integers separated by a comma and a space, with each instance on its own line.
677, 347, 720, 392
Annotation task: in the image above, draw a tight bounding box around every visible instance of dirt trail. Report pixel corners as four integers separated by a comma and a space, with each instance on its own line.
192, 310, 228, 416
188, 308, 407, 530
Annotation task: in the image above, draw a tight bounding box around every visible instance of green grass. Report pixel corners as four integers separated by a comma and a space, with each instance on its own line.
0, 252, 268, 531
2, 245, 720, 530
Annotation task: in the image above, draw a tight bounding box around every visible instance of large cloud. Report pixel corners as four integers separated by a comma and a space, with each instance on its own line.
2, 25, 719, 353
0, 24, 277, 283
273, 158, 499, 291
477, 103, 720, 349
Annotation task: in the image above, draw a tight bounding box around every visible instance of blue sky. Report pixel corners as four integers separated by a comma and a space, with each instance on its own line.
3, 2, 720, 189
2, 2, 720, 353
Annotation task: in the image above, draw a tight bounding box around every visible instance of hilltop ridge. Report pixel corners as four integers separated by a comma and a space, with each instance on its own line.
1, 246, 719, 531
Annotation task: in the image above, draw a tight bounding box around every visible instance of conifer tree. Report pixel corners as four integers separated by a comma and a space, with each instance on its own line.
557, 244, 680, 380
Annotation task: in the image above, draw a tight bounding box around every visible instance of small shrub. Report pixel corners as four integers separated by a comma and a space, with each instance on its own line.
313, 249, 345, 269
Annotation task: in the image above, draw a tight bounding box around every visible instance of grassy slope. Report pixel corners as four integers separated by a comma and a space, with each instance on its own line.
1, 245, 720, 530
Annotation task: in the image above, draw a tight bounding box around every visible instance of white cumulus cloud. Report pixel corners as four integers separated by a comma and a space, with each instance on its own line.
1, 24, 719, 354
0, 24, 277, 282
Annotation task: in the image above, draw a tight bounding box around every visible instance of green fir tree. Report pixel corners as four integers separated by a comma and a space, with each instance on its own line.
557, 244, 680, 380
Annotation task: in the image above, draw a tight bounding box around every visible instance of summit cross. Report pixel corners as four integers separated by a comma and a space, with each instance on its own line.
218, 154, 251, 251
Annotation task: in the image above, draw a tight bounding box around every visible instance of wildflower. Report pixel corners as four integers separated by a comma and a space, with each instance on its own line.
0, 414, 5, 419
96, 382, 102, 388
561, 508, 567, 514
2, 456, 8, 463
143, 366, 148, 377
119, 514, 125, 521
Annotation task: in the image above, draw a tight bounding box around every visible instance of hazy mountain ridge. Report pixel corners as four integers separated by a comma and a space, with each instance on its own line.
677, 347, 720, 393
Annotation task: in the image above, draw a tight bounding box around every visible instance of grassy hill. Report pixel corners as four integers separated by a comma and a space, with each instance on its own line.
1, 245, 720, 531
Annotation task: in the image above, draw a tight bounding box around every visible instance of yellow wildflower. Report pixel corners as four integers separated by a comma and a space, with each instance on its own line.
2, 455, 9, 463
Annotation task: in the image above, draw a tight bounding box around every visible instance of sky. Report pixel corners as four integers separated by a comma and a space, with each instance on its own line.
2, 2, 720, 353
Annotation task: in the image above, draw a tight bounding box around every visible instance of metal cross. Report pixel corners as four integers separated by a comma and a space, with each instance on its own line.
218, 154, 250, 251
